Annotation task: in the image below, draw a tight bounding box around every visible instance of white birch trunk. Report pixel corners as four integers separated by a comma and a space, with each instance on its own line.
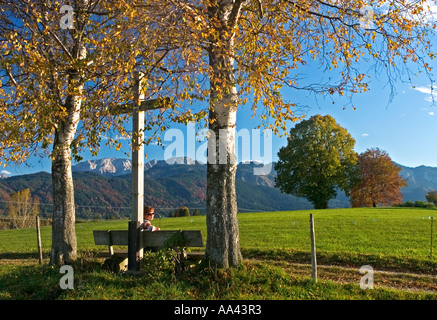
51, 138, 78, 265
206, 110, 242, 267
205, 1, 243, 268
50, 1, 89, 264
50, 44, 85, 265
50, 95, 81, 265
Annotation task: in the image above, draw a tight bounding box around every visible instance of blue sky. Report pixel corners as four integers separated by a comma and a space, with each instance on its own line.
3, 59, 436, 177
2, 11, 437, 177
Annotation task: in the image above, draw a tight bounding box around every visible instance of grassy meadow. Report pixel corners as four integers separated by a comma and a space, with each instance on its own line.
0, 207, 436, 300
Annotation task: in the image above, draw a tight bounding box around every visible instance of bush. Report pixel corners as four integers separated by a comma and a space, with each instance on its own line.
395, 200, 435, 209
425, 191, 437, 206
175, 206, 190, 217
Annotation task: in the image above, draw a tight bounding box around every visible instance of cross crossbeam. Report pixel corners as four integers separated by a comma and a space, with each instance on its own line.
109, 71, 171, 271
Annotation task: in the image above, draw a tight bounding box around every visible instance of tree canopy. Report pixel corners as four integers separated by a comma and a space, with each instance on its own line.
351, 148, 408, 207
0, 0, 178, 264
0, 0, 178, 165
275, 114, 359, 209
425, 190, 437, 206
7, 188, 40, 229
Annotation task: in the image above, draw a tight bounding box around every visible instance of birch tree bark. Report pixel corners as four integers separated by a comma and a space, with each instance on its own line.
50, 91, 83, 265
0, 0, 179, 264
205, 0, 245, 268
50, 2, 87, 265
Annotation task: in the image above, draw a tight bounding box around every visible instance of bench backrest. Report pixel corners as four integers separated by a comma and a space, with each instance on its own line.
93, 230, 204, 249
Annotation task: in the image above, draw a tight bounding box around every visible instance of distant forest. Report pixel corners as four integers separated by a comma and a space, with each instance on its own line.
0, 159, 435, 221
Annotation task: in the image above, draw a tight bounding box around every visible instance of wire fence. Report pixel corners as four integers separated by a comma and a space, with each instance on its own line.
0, 207, 434, 262
0, 197, 266, 220
0, 198, 269, 231
279, 214, 436, 261
1, 199, 434, 260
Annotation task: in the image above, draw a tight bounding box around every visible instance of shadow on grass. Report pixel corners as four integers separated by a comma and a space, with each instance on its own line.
242, 248, 437, 274
2, 249, 436, 300
0, 263, 63, 300
0, 252, 45, 260
0, 252, 104, 300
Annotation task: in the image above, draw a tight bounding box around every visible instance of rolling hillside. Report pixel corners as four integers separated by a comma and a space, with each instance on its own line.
0, 158, 435, 219
398, 164, 437, 201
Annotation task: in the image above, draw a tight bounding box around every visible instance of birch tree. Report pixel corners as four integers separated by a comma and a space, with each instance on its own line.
7, 189, 40, 229
0, 1, 173, 265
140, 0, 436, 268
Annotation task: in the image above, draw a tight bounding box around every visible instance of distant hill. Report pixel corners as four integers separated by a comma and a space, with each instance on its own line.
0, 158, 435, 219
398, 164, 437, 201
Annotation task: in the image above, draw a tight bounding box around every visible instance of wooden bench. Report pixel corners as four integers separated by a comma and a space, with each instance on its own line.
93, 229, 205, 273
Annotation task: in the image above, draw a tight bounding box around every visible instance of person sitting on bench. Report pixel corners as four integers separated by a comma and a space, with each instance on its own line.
142, 205, 160, 232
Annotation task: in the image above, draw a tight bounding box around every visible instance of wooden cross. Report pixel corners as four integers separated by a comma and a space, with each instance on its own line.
111, 71, 170, 271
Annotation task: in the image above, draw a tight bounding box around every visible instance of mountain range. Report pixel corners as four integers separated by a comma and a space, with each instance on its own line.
0, 157, 436, 219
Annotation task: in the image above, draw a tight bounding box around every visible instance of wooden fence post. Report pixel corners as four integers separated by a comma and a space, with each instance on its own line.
431, 216, 434, 258
36, 216, 42, 264
310, 214, 317, 283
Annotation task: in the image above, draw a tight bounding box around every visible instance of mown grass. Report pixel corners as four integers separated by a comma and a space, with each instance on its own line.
0, 207, 436, 300
1, 255, 436, 301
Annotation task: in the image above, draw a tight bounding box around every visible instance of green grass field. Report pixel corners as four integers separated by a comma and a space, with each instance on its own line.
3, 207, 433, 266
1, 207, 436, 300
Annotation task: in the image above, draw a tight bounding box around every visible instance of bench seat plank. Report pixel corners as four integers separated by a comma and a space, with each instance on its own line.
93, 230, 129, 246
93, 230, 204, 249
143, 230, 204, 247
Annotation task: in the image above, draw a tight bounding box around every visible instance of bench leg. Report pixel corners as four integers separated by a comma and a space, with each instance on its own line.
103, 256, 128, 273
174, 249, 190, 276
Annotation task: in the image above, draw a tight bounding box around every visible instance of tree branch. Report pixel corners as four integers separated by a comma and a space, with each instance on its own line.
228, 0, 247, 31
109, 97, 173, 115
283, 0, 362, 28
0, 54, 18, 86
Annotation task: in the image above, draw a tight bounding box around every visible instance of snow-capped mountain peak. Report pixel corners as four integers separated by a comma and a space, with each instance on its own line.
72, 158, 133, 176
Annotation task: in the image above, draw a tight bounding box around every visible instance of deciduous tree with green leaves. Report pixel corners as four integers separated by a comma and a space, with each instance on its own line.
275, 114, 359, 209
425, 190, 437, 206
176, 206, 190, 217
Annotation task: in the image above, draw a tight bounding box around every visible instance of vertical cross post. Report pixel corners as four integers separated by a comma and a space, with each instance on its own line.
128, 71, 145, 271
